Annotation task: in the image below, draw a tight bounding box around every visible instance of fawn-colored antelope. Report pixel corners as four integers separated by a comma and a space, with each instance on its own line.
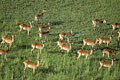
60, 43, 71, 55
112, 23, 120, 32
31, 43, 44, 54
19, 21, 33, 35
118, 30, 120, 40
103, 49, 116, 58
35, 9, 46, 22
1, 35, 15, 49
77, 49, 93, 59
92, 19, 106, 29
98, 59, 114, 71
97, 36, 112, 47
0, 47, 9, 61
82, 38, 98, 49
23, 60, 40, 74
59, 29, 73, 40
39, 22, 51, 31
39, 29, 50, 40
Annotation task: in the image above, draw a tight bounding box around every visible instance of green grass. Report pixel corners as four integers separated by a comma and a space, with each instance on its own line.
0, 0, 120, 80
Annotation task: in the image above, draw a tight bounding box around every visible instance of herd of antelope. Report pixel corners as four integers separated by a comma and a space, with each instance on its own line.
0, 9, 119, 74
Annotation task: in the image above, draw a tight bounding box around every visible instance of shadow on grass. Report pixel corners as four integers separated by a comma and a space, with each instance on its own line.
17, 45, 31, 49
51, 21, 64, 26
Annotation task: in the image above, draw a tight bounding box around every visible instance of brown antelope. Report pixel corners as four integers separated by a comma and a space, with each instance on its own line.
112, 23, 120, 32
19, 21, 33, 35
0, 47, 9, 61
92, 19, 106, 29
1, 35, 15, 48
82, 38, 98, 49
60, 43, 71, 55
98, 59, 114, 71
35, 9, 46, 22
31, 43, 44, 54
97, 36, 112, 47
59, 29, 73, 40
103, 49, 116, 58
39, 29, 50, 40
77, 49, 93, 59
39, 22, 51, 31
118, 30, 120, 40
23, 60, 40, 74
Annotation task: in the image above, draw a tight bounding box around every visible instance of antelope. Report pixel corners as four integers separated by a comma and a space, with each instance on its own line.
82, 38, 98, 49
39, 22, 51, 31
35, 9, 46, 22
1, 35, 15, 49
103, 49, 116, 58
39, 29, 50, 40
19, 21, 33, 35
112, 23, 120, 32
118, 30, 120, 40
23, 60, 40, 74
31, 43, 44, 54
77, 49, 93, 59
92, 19, 106, 29
0, 47, 9, 61
60, 43, 71, 55
98, 59, 114, 71
59, 29, 73, 40
97, 36, 112, 47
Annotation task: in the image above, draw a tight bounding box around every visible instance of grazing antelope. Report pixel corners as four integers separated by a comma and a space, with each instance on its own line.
1, 35, 15, 49
39, 22, 51, 31
19, 21, 33, 35
77, 49, 93, 59
35, 9, 46, 22
39, 29, 50, 40
59, 29, 73, 40
103, 49, 116, 58
92, 19, 106, 29
60, 43, 71, 55
112, 23, 120, 32
31, 43, 44, 54
82, 39, 98, 49
118, 30, 120, 40
97, 36, 112, 47
23, 60, 40, 74
98, 59, 114, 71
0, 47, 9, 61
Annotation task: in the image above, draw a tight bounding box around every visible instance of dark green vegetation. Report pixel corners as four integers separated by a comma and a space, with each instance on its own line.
0, 0, 120, 80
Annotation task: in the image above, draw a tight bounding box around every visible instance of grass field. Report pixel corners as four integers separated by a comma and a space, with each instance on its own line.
0, 0, 120, 80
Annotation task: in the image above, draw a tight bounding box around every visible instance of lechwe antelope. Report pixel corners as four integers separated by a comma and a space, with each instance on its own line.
23, 60, 40, 74
82, 39, 98, 49
0, 47, 9, 61
59, 29, 73, 40
92, 19, 106, 29
19, 21, 33, 35
35, 9, 46, 22
77, 49, 93, 59
60, 43, 71, 55
97, 36, 112, 47
112, 23, 120, 32
39, 22, 51, 31
1, 35, 15, 49
31, 42, 44, 54
103, 49, 116, 58
39, 29, 50, 40
117, 30, 120, 40
98, 59, 114, 71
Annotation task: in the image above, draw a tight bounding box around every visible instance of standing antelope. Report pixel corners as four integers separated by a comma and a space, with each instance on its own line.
1, 35, 15, 49
19, 21, 33, 35
82, 38, 98, 49
39, 29, 50, 40
77, 49, 93, 59
60, 43, 71, 55
59, 29, 73, 40
118, 30, 120, 40
97, 36, 112, 47
31, 43, 44, 54
23, 60, 40, 74
0, 47, 9, 61
39, 22, 51, 31
112, 23, 120, 32
98, 59, 114, 71
103, 49, 116, 58
92, 19, 106, 29
35, 9, 46, 22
